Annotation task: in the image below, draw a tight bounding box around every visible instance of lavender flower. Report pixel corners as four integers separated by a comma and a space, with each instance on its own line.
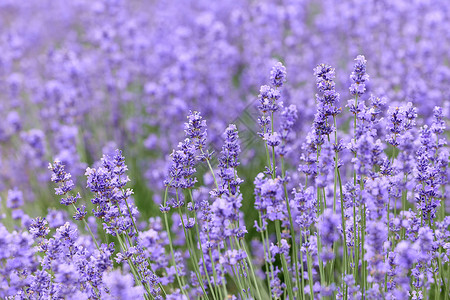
349, 55, 369, 96
318, 209, 340, 246
48, 161, 75, 195
217, 124, 243, 196
270, 62, 287, 88
29, 217, 50, 239
257, 85, 282, 115
165, 139, 197, 190
311, 63, 341, 146
6, 188, 24, 209
278, 104, 298, 156
184, 110, 207, 152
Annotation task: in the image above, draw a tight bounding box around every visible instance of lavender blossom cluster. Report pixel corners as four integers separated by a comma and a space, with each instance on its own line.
1, 1, 450, 300
1, 56, 450, 299
0, 0, 449, 203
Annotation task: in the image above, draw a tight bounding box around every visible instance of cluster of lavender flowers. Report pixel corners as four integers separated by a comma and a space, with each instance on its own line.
1, 55, 450, 300
0, 0, 449, 210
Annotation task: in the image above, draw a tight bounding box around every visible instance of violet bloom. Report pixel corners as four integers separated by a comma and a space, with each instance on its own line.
48, 161, 75, 196
270, 62, 287, 88
216, 124, 243, 196
165, 139, 197, 190
311, 63, 340, 146
184, 110, 207, 153
102, 270, 145, 299
29, 217, 50, 239
316, 141, 335, 189
349, 133, 384, 178
86, 149, 138, 236
349, 55, 369, 97
431, 106, 445, 135
219, 249, 247, 269
6, 188, 24, 209
318, 209, 340, 246
208, 193, 246, 251
254, 174, 286, 223
386, 106, 406, 147
292, 185, 316, 232
277, 104, 298, 156
365, 219, 388, 285
363, 177, 390, 219
257, 85, 282, 115
73, 205, 87, 221
414, 123, 446, 225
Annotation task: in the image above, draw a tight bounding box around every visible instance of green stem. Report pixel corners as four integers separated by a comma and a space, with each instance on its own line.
71, 203, 100, 251
304, 233, 314, 299
162, 186, 189, 298
281, 157, 303, 299
176, 192, 209, 300
188, 190, 219, 299
274, 220, 294, 300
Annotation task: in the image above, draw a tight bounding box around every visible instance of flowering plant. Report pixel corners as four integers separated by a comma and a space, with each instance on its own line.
0, 1, 450, 300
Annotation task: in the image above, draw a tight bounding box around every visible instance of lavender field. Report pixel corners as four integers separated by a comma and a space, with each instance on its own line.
1, 0, 450, 299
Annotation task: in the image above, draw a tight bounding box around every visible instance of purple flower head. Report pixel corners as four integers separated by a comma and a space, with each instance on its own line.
363, 177, 390, 218
343, 182, 359, 209
318, 209, 340, 246
60, 193, 81, 206
279, 105, 297, 138
184, 110, 207, 151
314, 64, 336, 93
257, 85, 282, 114
318, 89, 341, 109
6, 187, 24, 209
211, 193, 242, 223
298, 133, 319, 177
85, 166, 110, 195
263, 132, 281, 147
54, 222, 78, 242
277, 105, 298, 156
111, 149, 129, 180
416, 227, 434, 254
350, 133, 384, 177
29, 217, 50, 239
293, 186, 317, 230
254, 174, 285, 222
395, 240, 417, 271
219, 124, 240, 169
404, 102, 418, 130
311, 62, 341, 145
385, 103, 417, 148
219, 249, 247, 268
165, 139, 197, 189
349, 55, 369, 96
316, 141, 335, 188
312, 110, 332, 145
270, 62, 287, 88
73, 205, 87, 221
431, 106, 445, 135
102, 270, 145, 299
48, 161, 74, 195
217, 124, 243, 196
369, 95, 386, 121
28, 270, 52, 296
365, 220, 388, 283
